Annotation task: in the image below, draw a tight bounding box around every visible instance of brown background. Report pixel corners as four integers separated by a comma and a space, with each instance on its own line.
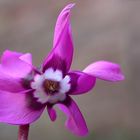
0, 0, 139, 140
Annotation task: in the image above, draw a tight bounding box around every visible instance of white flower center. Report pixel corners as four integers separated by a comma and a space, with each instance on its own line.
31, 68, 71, 104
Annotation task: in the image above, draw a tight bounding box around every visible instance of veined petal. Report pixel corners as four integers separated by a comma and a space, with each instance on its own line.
68, 71, 96, 95
83, 61, 125, 82
43, 4, 75, 74
0, 50, 33, 78
0, 90, 44, 124
57, 96, 88, 136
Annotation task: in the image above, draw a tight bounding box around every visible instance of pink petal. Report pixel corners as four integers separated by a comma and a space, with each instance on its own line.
0, 50, 33, 78
57, 96, 88, 136
47, 105, 57, 121
19, 53, 32, 65
53, 3, 75, 47
83, 61, 125, 82
0, 90, 44, 124
68, 71, 96, 95
43, 4, 75, 74
0, 70, 25, 92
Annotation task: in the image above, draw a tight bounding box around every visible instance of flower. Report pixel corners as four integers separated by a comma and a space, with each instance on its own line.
0, 3, 124, 136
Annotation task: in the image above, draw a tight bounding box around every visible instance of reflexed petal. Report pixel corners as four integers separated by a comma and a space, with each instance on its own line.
57, 96, 88, 136
0, 90, 44, 124
0, 50, 32, 78
83, 61, 125, 82
47, 105, 57, 121
43, 4, 75, 74
68, 71, 96, 95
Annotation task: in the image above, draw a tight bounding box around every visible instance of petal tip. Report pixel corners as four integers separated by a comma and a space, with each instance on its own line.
116, 74, 125, 82
75, 128, 89, 137
63, 3, 75, 13
68, 3, 76, 8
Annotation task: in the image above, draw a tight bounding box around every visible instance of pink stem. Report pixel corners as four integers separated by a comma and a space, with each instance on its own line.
18, 124, 30, 140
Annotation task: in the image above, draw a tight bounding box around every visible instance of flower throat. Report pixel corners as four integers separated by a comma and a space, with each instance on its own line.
43, 79, 60, 94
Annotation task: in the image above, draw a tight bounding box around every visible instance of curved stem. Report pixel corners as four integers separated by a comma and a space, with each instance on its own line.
18, 124, 30, 140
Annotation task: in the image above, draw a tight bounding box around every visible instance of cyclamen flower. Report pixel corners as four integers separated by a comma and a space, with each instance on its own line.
0, 3, 124, 137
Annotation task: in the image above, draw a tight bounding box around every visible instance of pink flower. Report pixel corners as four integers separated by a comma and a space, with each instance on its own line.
0, 3, 124, 136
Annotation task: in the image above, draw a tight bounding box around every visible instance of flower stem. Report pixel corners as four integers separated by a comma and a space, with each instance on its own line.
18, 124, 30, 140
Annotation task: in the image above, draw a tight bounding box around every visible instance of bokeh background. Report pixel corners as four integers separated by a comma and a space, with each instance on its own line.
0, 0, 140, 140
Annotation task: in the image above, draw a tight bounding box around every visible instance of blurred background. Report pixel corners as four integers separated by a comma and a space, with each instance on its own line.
0, 0, 140, 140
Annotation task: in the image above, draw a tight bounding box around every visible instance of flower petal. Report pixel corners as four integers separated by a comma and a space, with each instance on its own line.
68, 71, 96, 95
19, 53, 32, 65
47, 105, 57, 121
53, 3, 75, 47
43, 4, 75, 74
0, 70, 25, 92
0, 50, 32, 78
0, 90, 44, 124
83, 61, 125, 82
57, 96, 88, 136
